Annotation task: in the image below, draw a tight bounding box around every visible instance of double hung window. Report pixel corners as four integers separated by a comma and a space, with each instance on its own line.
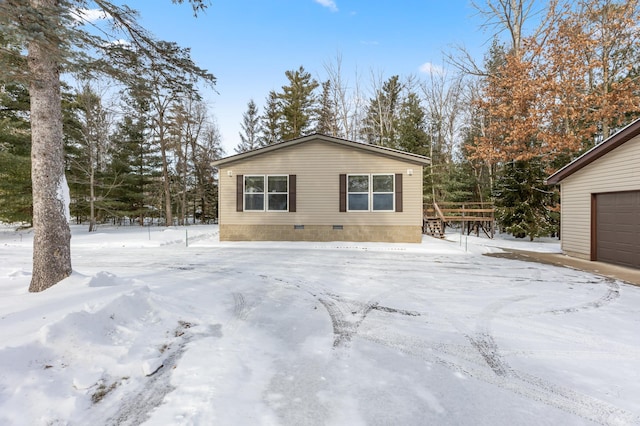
244, 175, 288, 211
347, 175, 370, 210
347, 174, 394, 211
267, 176, 288, 211
372, 174, 394, 211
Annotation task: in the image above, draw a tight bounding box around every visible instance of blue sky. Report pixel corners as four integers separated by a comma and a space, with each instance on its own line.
122, 1, 491, 153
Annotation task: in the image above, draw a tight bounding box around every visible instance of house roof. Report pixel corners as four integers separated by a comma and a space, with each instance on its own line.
211, 133, 431, 167
546, 118, 640, 185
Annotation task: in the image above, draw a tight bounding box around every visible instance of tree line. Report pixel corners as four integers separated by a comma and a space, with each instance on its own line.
0, 67, 222, 230
235, 63, 471, 205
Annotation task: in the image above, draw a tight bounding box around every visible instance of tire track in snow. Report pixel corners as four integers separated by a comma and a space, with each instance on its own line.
497, 278, 621, 319
232, 292, 250, 320
465, 295, 533, 377
360, 329, 640, 426
267, 273, 639, 424
267, 274, 423, 348
104, 323, 196, 426
224, 291, 260, 337
318, 297, 377, 348
544, 278, 620, 315
359, 285, 639, 425
463, 293, 639, 425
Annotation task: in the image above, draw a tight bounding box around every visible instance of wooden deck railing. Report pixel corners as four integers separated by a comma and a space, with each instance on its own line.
424, 201, 495, 238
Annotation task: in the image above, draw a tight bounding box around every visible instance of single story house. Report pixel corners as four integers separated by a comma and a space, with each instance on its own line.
546, 119, 640, 269
212, 134, 431, 243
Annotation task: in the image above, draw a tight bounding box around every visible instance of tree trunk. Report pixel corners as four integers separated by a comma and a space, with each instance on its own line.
89, 163, 96, 232
28, 0, 72, 292
160, 142, 172, 226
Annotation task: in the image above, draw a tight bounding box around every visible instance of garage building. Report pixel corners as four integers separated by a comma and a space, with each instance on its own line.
546, 119, 640, 269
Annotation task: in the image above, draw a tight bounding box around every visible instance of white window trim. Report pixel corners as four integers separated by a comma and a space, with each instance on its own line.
372, 173, 395, 212
346, 173, 395, 212
266, 174, 289, 212
244, 175, 265, 212
346, 174, 370, 212
243, 174, 289, 212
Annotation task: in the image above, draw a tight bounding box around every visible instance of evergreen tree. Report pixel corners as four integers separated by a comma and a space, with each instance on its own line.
396, 91, 434, 201
493, 159, 556, 240
0, 81, 32, 224
259, 91, 281, 146
107, 93, 162, 225
277, 66, 319, 140
316, 80, 336, 135
442, 160, 477, 203
194, 123, 224, 222
397, 92, 428, 156
364, 75, 402, 148
236, 99, 261, 153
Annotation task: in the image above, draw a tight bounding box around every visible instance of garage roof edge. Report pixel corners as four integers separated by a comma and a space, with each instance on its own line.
546, 118, 640, 185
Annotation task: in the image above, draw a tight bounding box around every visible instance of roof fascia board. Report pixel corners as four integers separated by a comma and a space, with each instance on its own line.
546, 118, 640, 184
212, 134, 431, 167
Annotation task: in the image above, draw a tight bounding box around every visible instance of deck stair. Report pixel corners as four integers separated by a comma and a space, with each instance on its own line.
424, 218, 445, 238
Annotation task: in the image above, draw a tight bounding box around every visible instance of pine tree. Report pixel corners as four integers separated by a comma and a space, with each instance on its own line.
0, 81, 32, 224
236, 99, 261, 153
194, 123, 224, 222
316, 80, 336, 135
277, 66, 319, 140
397, 92, 428, 156
0, 152, 31, 223
493, 159, 556, 240
259, 91, 281, 146
107, 94, 162, 225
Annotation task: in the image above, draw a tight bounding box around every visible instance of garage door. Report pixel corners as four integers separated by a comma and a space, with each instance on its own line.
596, 191, 640, 269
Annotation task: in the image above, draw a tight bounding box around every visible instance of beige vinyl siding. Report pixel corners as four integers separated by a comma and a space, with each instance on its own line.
218, 140, 424, 227
560, 135, 640, 258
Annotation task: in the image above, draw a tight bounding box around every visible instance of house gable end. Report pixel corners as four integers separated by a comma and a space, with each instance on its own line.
212, 134, 430, 168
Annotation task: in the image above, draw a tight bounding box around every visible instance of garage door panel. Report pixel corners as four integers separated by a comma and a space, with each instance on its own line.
596, 191, 640, 269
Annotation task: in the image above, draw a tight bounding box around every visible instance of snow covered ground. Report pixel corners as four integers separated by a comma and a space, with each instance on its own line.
1, 224, 639, 426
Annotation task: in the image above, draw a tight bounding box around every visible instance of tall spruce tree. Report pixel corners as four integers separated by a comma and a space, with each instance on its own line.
194, 123, 224, 221
316, 80, 336, 135
493, 159, 556, 240
107, 91, 162, 225
236, 99, 261, 153
277, 66, 319, 140
259, 91, 281, 146
397, 92, 428, 156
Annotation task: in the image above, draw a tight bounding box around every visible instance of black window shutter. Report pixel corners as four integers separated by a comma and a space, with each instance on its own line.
395, 173, 403, 212
339, 174, 347, 212
236, 174, 243, 212
289, 175, 296, 212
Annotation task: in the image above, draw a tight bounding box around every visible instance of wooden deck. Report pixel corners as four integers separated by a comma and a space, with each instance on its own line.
424, 202, 495, 238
